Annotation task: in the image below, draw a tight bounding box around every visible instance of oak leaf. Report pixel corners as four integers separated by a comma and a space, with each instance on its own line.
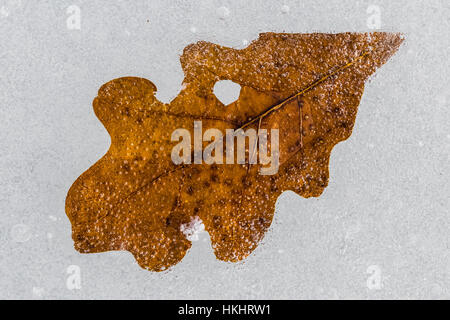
66, 32, 404, 271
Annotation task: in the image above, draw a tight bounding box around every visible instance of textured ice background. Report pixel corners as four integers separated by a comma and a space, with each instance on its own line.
0, 0, 448, 299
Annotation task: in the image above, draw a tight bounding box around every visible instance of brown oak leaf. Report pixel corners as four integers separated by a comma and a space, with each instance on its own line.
66, 32, 404, 271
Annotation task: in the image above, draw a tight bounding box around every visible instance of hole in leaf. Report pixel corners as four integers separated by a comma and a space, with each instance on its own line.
213, 80, 241, 106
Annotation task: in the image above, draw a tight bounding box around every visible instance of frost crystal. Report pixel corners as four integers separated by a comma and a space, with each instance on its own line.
180, 216, 205, 241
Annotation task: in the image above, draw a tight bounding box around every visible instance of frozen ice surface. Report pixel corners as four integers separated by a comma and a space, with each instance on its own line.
10, 224, 31, 243
0, 0, 448, 299
213, 80, 241, 105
